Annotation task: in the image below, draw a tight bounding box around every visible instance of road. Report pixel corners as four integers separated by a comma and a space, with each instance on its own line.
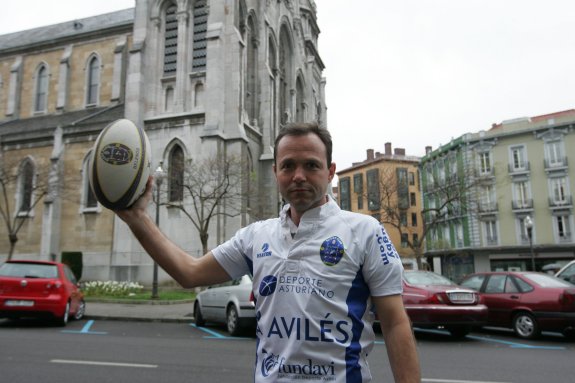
0, 319, 573, 383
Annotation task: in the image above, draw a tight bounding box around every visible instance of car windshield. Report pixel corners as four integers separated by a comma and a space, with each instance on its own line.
523, 273, 573, 288
0, 263, 58, 279
404, 272, 456, 286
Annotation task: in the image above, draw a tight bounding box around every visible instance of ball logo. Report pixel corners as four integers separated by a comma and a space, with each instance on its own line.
259, 275, 278, 296
320, 236, 345, 266
100, 143, 133, 165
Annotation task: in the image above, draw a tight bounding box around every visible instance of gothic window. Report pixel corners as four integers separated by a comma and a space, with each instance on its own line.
192, 0, 208, 72
245, 15, 258, 123
82, 152, 98, 211
295, 76, 305, 122
163, 3, 178, 76
168, 145, 184, 202
278, 26, 293, 125
34, 64, 48, 112
17, 159, 35, 215
165, 86, 174, 112
86, 55, 100, 105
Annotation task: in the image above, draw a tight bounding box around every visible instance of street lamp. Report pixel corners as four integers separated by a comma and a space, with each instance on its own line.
524, 215, 535, 271
152, 164, 167, 299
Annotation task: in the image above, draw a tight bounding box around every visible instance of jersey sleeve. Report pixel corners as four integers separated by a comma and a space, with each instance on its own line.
361, 219, 404, 297
211, 224, 254, 279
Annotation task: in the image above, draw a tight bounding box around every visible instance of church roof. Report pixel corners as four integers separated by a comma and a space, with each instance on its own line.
0, 8, 134, 53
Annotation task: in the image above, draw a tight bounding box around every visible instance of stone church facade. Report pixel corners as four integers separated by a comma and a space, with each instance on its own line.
0, 0, 326, 284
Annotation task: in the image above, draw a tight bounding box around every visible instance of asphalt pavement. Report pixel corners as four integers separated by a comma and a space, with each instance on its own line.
85, 299, 196, 323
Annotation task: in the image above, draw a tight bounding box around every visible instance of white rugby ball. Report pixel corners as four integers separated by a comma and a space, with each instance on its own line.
89, 119, 152, 210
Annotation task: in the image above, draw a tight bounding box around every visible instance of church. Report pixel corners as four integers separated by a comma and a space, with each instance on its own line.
0, 0, 326, 284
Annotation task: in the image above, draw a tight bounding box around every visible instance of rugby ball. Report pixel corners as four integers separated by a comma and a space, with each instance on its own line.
88, 119, 152, 210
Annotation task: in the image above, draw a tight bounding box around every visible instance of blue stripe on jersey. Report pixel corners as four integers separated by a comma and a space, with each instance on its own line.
345, 267, 370, 382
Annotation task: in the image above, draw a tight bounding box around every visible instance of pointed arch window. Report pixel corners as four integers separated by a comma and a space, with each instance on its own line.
35, 64, 48, 112
163, 3, 178, 76
169, 145, 184, 202
86, 56, 100, 105
82, 152, 99, 212
17, 159, 35, 215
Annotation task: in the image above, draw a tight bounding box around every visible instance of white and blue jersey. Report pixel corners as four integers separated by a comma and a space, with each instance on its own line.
212, 198, 403, 382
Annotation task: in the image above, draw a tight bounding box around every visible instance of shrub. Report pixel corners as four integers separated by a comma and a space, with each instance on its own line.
82, 281, 144, 297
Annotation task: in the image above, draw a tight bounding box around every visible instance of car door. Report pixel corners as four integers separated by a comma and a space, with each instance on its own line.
480, 274, 521, 326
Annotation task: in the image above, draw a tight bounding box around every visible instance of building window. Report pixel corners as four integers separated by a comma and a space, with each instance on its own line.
163, 3, 178, 76
410, 192, 416, 207
510, 145, 526, 170
353, 173, 363, 209
555, 215, 571, 242
550, 177, 568, 204
17, 159, 35, 215
478, 151, 491, 175
411, 212, 417, 227
168, 145, 184, 202
400, 212, 407, 226
401, 233, 408, 248
86, 55, 100, 105
513, 181, 531, 208
34, 64, 48, 112
366, 168, 380, 211
408, 171, 415, 186
412, 233, 419, 247
339, 177, 351, 211
546, 140, 564, 167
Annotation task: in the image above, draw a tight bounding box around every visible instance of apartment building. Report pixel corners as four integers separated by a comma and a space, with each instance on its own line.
421, 110, 575, 281
0, 0, 327, 283
337, 144, 422, 269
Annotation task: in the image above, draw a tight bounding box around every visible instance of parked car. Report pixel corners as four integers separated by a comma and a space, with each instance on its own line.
0, 260, 86, 326
459, 271, 575, 339
555, 260, 575, 284
193, 274, 256, 336
400, 270, 488, 338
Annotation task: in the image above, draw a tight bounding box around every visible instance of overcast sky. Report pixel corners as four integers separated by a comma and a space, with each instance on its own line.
2, 0, 575, 173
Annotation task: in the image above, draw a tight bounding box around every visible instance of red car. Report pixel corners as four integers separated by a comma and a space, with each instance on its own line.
0, 260, 86, 326
401, 270, 488, 338
459, 271, 575, 339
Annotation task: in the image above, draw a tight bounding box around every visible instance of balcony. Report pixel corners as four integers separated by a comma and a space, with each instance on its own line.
544, 157, 568, 172
508, 162, 530, 176
559, 232, 572, 243
486, 236, 498, 246
548, 196, 573, 209
511, 199, 533, 212
478, 201, 498, 214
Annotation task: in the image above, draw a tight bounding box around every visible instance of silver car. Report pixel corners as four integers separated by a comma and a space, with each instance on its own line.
193, 274, 256, 336
556, 260, 575, 284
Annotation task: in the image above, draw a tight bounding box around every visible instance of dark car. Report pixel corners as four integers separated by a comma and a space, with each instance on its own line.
0, 260, 86, 326
459, 271, 575, 339
401, 270, 488, 338
194, 274, 256, 336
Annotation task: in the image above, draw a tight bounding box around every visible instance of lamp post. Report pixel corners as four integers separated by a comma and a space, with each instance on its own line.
525, 215, 535, 271
152, 164, 166, 299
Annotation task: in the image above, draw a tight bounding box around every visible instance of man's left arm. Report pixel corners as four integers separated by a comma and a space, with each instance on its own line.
373, 294, 421, 383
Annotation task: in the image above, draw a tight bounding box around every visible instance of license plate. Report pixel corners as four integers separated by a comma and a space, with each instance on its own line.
448, 292, 474, 303
4, 300, 34, 307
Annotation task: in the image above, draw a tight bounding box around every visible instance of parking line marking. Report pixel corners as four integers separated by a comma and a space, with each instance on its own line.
61, 320, 107, 335
466, 335, 566, 350
422, 379, 511, 383
50, 359, 157, 368
189, 324, 252, 340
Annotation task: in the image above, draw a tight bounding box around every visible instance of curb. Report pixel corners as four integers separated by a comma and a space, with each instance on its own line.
84, 314, 195, 324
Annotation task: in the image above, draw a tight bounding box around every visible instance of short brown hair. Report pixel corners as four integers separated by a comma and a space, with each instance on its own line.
273, 122, 333, 167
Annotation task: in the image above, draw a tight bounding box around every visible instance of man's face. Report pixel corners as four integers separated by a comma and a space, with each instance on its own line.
273, 133, 336, 215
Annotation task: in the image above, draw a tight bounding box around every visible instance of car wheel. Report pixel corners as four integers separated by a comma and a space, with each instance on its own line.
513, 312, 540, 339
446, 326, 471, 339
226, 304, 242, 336
73, 299, 86, 320
56, 301, 70, 327
194, 301, 205, 327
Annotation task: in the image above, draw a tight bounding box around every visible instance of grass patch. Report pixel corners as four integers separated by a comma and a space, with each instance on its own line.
85, 289, 197, 302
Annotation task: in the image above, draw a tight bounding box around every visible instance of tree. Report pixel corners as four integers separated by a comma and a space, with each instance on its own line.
162, 155, 252, 255
370, 166, 480, 270
0, 156, 50, 261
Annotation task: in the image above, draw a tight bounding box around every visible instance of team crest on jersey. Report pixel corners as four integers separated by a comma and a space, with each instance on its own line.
259, 275, 278, 296
319, 236, 345, 266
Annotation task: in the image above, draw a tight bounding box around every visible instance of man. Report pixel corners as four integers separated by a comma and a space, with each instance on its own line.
116, 122, 421, 382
